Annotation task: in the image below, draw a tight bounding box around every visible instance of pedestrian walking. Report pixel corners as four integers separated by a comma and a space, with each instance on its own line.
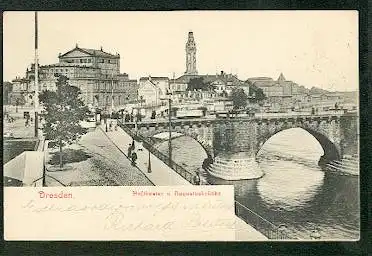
151, 110, 156, 119
127, 143, 133, 158
131, 151, 138, 166
193, 172, 201, 185
131, 140, 135, 150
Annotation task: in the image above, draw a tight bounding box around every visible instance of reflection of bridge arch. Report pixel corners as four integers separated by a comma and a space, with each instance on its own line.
256, 119, 342, 164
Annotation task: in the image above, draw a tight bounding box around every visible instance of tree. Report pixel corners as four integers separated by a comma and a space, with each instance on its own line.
39, 76, 90, 168
246, 81, 266, 103
231, 87, 248, 110
186, 77, 214, 91
3, 82, 13, 105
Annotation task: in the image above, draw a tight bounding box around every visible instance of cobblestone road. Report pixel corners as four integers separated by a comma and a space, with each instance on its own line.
45, 127, 154, 186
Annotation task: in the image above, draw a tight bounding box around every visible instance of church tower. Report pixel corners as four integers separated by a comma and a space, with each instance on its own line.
185, 31, 198, 75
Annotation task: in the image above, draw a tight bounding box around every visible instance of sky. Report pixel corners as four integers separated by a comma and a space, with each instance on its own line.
3, 11, 358, 91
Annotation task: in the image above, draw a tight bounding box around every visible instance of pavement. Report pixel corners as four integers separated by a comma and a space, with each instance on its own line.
45, 127, 153, 187
101, 121, 190, 186
102, 120, 267, 240
3, 116, 36, 138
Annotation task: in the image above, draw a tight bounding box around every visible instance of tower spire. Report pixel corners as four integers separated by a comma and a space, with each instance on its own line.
185, 31, 198, 75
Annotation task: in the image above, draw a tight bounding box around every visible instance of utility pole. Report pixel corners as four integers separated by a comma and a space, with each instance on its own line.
111, 74, 114, 118
168, 73, 174, 166
34, 11, 39, 138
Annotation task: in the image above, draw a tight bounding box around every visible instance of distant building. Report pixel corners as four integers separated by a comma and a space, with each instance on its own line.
3, 82, 13, 105
248, 73, 294, 98
10, 77, 30, 105
138, 76, 169, 106
11, 45, 138, 109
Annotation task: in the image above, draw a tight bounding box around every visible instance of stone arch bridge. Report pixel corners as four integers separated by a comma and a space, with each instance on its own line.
122, 112, 358, 166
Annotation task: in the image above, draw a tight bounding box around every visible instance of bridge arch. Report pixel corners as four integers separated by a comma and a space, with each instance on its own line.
148, 130, 214, 160
256, 125, 341, 166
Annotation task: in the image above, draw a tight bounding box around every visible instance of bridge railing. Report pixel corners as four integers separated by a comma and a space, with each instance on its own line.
118, 121, 197, 184
235, 201, 296, 240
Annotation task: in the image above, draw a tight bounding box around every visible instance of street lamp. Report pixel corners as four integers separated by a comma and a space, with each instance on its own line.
147, 149, 152, 173
167, 73, 175, 167
104, 110, 108, 132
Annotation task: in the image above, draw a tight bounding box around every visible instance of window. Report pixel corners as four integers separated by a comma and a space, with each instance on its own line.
80, 59, 83, 63
88, 59, 91, 63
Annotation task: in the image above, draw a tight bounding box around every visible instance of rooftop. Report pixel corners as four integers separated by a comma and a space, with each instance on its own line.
175, 73, 243, 85
60, 45, 120, 58
39, 63, 99, 68
139, 76, 169, 81
247, 77, 274, 81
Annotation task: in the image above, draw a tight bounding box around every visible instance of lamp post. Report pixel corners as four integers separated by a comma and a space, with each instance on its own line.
135, 108, 138, 138
34, 11, 39, 138
111, 73, 114, 117
104, 110, 108, 132
167, 73, 175, 167
147, 149, 152, 173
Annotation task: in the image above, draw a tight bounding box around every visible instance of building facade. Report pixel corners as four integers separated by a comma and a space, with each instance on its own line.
138, 76, 169, 106
12, 45, 138, 110
9, 77, 31, 105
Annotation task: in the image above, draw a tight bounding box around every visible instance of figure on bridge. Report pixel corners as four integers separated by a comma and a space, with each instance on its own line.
127, 143, 133, 158
193, 171, 201, 185
151, 110, 156, 119
131, 151, 138, 166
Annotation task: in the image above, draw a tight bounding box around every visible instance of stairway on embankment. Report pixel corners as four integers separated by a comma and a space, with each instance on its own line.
325, 155, 359, 176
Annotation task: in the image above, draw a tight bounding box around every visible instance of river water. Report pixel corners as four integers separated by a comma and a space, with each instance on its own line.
155, 128, 359, 240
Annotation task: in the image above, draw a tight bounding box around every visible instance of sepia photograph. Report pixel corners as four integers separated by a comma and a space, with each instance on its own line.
3, 11, 359, 241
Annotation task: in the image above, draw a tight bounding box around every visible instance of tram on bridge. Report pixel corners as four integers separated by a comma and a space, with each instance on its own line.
175, 103, 206, 119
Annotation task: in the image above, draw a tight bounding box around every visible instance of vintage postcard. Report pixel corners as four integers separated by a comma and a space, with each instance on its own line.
3, 11, 359, 241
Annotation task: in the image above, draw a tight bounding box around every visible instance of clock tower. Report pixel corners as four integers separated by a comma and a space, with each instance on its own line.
185, 31, 198, 75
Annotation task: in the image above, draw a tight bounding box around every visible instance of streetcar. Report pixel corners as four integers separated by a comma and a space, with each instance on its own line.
175, 104, 206, 119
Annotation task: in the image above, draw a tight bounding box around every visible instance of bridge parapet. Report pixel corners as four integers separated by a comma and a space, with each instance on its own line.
121, 111, 357, 164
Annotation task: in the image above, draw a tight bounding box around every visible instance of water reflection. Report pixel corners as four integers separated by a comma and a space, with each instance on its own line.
206, 174, 258, 195
155, 136, 207, 172
256, 159, 325, 211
